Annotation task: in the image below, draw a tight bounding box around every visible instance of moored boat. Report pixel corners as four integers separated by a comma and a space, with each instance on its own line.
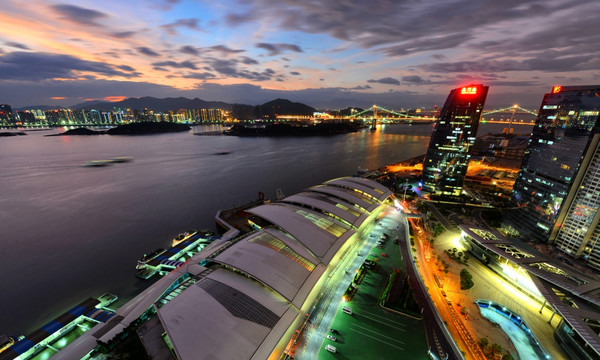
136, 248, 166, 270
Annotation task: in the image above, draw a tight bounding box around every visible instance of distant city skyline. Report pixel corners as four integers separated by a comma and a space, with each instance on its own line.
1, 0, 599, 109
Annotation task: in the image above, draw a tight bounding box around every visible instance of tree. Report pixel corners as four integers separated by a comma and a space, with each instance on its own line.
478, 337, 489, 349
433, 223, 445, 236
491, 343, 502, 355
503, 353, 515, 360
460, 268, 474, 289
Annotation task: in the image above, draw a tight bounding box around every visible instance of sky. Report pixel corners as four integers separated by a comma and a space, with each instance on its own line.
1, 0, 600, 109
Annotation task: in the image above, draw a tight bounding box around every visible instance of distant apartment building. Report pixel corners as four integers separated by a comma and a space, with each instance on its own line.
0, 104, 16, 125
16, 111, 36, 124
510, 86, 600, 256
422, 84, 488, 196
472, 134, 529, 160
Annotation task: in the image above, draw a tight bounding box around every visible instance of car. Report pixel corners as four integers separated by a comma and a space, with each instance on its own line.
330, 328, 339, 334
327, 334, 336, 342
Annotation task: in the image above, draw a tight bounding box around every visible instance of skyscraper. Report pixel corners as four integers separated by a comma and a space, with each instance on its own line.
422, 84, 488, 196
510, 85, 600, 248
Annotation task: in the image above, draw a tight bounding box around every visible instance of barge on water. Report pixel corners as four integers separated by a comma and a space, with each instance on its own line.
136, 230, 217, 279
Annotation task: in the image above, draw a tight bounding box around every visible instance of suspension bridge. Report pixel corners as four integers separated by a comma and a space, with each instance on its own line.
275, 104, 538, 126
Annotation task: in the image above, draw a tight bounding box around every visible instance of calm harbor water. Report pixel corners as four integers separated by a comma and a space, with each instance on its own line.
0, 122, 531, 336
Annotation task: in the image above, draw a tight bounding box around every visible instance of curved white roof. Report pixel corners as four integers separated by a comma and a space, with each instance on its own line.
325, 177, 392, 201
158, 268, 295, 360
308, 185, 373, 210
282, 192, 359, 225
213, 230, 314, 304
247, 203, 351, 258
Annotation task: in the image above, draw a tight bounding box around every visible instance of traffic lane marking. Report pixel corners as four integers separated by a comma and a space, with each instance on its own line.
348, 325, 405, 350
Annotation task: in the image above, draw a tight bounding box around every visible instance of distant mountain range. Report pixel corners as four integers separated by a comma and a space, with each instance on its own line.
72, 96, 238, 112
15, 97, 316, 116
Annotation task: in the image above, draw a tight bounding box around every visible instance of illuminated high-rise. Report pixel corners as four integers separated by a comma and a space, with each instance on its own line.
510, 85, 600, 248
0, 104, 16, 125
422, 84, 488, 196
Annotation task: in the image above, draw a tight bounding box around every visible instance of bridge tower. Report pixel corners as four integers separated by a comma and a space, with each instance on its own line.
371, 105, 377, 130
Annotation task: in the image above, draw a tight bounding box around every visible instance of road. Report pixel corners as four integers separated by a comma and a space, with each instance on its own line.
295, 224, 381, 359
394, 213, 466, 360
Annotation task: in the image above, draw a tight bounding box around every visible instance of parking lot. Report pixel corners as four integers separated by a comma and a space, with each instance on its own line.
318, 212, 428, 359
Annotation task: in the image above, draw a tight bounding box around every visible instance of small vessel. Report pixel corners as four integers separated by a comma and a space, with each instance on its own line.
0, 335, 17, 354
172, 230, 197, 247
136, 248, 166, 270
97, 293, 118, 308
136, 230, 216, 279
109, 156, 133, 163
214, 151, 230, 155
81, 160, 111, 167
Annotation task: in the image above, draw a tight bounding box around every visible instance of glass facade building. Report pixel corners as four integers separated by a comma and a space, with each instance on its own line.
423, 84, 488, 196
510, 85, 600, 247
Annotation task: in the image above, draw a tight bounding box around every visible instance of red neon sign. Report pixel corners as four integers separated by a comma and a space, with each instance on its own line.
460, 86, 478, 95
552, 86, 562, 93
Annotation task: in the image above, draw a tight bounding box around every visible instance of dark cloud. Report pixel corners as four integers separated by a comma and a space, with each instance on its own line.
136, 47, 161, 57
419, 55, 600, 73
225, 12, 256, 26
51, 4, 108, 27
5, 42, 30, 50
256, 42, 303, 56
401, 75, 426, 84
0, 51, 139, 81
367, 77, 400, 85
348, 85, 372, 90
110, 31, 136, 39
209, 45, 245, 55
431, 54, 446, 60
226, 0, 595, 60
208, 58, 275, 81
161, 18, 201, 35
381, 33, 471, 57
152, 61, 197, 70
183, 72, 216, 80
290, 71, 301, 75
116, 65, 136, 72
239, 56, 259, 65
180, 45, 199, 56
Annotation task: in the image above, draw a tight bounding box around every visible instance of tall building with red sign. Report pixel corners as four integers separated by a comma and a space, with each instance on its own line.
510, 85, 600, 258
422, 84, 488, 196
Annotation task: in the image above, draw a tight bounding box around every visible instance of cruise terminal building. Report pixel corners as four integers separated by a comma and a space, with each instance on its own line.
45, 176, 392, 360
